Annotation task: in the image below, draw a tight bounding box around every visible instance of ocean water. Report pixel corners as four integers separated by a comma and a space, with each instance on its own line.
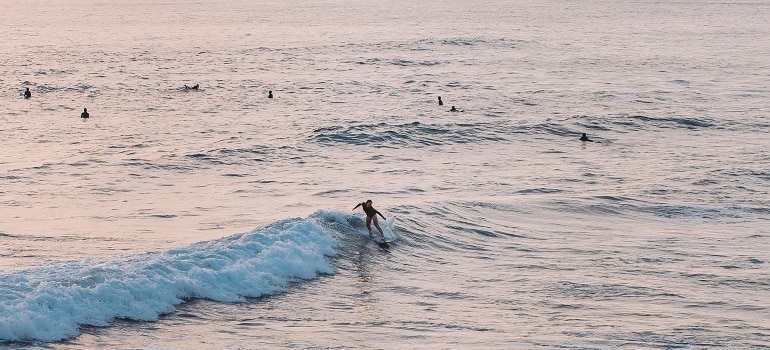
1, 0, 769, 348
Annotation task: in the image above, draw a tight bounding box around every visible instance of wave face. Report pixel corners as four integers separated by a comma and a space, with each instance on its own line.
0, 213, 342, 342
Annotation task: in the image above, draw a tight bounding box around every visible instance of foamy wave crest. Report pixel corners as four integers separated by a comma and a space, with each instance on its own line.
0, 213, 339, 342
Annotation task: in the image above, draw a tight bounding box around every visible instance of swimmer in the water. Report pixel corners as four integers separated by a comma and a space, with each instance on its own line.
23, 88, 31, 99
580, 133, 593, 142
438, 96, 443, 105
353, 199, 387, 240
268, 90, 273, 98
81, 108, 89, 118
184, 84, 199, 90
449, 106, 463, 112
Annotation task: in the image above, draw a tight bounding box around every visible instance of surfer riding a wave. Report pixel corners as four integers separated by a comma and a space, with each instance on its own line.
353, 199, 387, 240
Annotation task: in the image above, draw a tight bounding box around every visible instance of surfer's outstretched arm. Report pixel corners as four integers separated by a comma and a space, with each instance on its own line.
352, 202, 363, 211
377, 211, 386, 220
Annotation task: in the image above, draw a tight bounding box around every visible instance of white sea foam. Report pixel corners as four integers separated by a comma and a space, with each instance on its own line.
0, 215, 337, 342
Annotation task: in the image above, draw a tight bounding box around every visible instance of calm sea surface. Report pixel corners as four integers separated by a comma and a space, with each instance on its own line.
1, 0, 769, 348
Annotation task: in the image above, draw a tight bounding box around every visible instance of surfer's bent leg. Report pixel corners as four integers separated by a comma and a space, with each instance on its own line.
372, 216, 385, 238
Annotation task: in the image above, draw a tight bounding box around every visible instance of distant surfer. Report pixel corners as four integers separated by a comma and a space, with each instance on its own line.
80, 108, 89, 118
184, 84, 199, 91
580, 133, 593, 142
438, 96, 443, 105
23, 88, 31, 99
268, 90, 273, 98
353, 199, 387, 240
449, 106, 463, 112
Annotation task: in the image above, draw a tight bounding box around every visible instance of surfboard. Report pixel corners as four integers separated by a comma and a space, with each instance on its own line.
369, 217, 397, 246
371, 235, 395, 244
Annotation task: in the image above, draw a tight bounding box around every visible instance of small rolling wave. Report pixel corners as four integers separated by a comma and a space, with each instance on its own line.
598, 114, 720, 132
311, 121, 508, 148
542, 195, 763, 221
311, 119, 622, 147
310, 118, 654, 148
628, 115, 716, 129
560, 114, 723, 137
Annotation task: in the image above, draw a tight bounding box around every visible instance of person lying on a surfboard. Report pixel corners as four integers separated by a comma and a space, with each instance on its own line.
353, 199, 387, 240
